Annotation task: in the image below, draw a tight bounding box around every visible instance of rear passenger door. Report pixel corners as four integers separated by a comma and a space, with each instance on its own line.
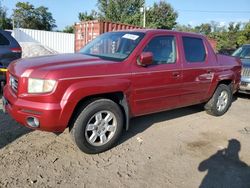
180, 36, 214, 106
131, 34, 183, 116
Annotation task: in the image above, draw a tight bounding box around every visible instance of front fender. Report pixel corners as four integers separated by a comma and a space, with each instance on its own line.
57, 77, 131, 127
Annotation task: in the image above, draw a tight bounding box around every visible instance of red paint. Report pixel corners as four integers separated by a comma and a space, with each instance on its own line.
3, 30, 241, 132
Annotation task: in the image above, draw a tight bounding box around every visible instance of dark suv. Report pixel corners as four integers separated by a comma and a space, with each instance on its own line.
0, 30, 22, 92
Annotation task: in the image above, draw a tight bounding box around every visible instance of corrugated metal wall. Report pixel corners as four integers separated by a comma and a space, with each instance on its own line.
13, 28, 74, 53
75, 20, 142, 52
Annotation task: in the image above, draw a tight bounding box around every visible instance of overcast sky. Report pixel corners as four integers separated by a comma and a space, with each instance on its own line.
2, 0, 250, 30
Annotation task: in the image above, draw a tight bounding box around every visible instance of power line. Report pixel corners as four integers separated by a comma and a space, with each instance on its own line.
177, 10, 250, 13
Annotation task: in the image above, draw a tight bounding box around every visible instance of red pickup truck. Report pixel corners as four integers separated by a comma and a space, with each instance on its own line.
3, 30, 241, 154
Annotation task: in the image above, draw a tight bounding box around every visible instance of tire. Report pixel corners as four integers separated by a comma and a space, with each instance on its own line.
0, 81, 4, 95
70, 99, 124, 154
205, 84, 232, 116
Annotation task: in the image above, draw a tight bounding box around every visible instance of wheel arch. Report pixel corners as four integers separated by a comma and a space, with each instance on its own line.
217, 79, 233, 90
68, 91, 130, 131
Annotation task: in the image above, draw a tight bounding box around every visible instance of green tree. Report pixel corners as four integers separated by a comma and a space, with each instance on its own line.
62, 25, 74, 33
0, 3, 12, 29
146, 1, 178, 29
35, 6, 56, 30
97, 0, 144, 26
96, 0, 178, 28
240, 21, 250, 44
13, 2, 56, 31
227, 22, 241, 48
210, 21, 226, 33
174, 24, 196, 32
78, 10, 98, 21
175, 20, 250, 52
195, 23, 212, 35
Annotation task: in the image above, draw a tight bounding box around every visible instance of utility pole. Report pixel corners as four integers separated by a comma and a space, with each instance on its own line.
12, 16, 15, 29
143, 4, 146, 28
140, 2, 147, 28
140, 1, 150, 28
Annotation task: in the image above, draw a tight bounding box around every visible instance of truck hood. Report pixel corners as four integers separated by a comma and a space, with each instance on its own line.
8, 53, 122, 79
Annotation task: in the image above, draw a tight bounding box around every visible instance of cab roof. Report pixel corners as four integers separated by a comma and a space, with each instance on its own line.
111, 29, 205, 37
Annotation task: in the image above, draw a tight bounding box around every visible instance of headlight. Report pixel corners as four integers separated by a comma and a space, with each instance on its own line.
28, 78, 56, 94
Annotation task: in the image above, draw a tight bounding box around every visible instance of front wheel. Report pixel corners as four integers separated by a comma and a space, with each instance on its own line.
70, 99, 124, 154
205, 84, 232, 116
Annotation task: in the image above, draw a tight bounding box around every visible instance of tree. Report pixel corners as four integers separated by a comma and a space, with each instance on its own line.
236, 21, 250, 46
96, 0, 178, 29
78, 10, 98, 21
35, 6, 56, 30
195, 23, 212, 35
0, 2, 12, 29
146, 1, 178, 29
62, 25, 74, 33
97, 0, 144, 26
175, 21, 250, 52
12, 2, 56, 31
210, 21, 226, 33
174, 24, 195, 32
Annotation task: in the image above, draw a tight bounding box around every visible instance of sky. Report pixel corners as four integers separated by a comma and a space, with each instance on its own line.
1, 0, 250, 30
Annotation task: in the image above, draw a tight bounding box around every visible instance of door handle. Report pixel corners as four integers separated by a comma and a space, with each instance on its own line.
172, 71, 180, 78
207, 70, 212, 74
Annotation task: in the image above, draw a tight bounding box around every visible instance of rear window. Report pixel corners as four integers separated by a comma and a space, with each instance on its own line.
0, 33, 10, 45
183, 37, 206, 62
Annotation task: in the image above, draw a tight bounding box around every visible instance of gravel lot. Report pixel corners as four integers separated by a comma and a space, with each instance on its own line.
20, 42, 58, 58
0, 94, 250, 188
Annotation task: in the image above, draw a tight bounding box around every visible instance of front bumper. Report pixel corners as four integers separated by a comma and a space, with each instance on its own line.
239, 77, 250, 94
3, 86, 67, 132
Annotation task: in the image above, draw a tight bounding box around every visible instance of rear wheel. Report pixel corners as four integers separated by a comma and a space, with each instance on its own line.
70, 99, 123, 154
205, 84, 232, 116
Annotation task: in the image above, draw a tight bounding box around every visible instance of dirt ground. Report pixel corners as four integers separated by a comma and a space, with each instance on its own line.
0, 94, 250, 188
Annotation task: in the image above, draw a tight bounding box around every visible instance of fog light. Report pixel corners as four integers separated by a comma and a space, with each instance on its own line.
27, 117, 40, 128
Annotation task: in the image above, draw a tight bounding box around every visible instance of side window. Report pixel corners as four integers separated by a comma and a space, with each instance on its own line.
241, 47, 250, 58
183, 37, 206, 63
143, 36, 176, 65
0, 33, 10, 46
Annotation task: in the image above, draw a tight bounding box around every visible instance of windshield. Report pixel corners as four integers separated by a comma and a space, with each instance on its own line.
80, 32, 145, 61
232, 46, 250, 59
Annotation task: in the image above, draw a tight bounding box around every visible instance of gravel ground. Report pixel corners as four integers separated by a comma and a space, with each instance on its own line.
20, 42, 58, 58
0, 94, 250, 188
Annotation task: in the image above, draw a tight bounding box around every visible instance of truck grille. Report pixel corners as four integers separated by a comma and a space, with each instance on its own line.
242, 67, 250, 78
9, 75, 18, 93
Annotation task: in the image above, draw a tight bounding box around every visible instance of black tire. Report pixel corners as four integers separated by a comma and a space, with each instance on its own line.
70, 99, 124, 154
205, 84, 232, 116
0, 81, 4, 96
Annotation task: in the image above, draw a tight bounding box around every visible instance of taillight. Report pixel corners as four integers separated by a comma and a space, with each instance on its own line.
10, 47, 22, 53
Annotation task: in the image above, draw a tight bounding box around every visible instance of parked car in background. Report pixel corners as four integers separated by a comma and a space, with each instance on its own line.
219, 48, 236, 56
0, 30, 22, 93
3, 30, 241, 154
232, 44, 250, 94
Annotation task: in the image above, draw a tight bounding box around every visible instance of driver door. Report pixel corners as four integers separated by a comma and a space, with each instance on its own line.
131, 34, 183, 116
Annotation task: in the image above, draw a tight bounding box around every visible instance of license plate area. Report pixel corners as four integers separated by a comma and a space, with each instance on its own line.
240, 81, 248, 86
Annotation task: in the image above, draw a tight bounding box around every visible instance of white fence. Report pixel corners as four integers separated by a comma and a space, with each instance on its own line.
12, 28, 75, 53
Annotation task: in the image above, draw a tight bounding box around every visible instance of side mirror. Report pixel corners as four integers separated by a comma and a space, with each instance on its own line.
137, 52, 153, 67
